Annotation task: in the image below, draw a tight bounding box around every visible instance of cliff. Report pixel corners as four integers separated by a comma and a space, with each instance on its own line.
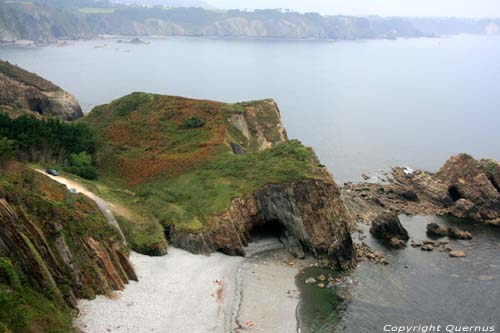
343, 154, 500, 226
0, 161, 136, 333
82, 93, 356, 269
1, 2, 500, 44
0, 60, 83, 121
0, 1, 92, 44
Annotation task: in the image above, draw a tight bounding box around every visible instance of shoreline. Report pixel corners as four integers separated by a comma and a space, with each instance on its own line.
75, 240, 308, 333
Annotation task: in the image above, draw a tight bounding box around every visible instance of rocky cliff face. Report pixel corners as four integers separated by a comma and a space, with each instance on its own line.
0, 2, 92, 44
170, 176, 356, 270
343, 154, 500, 226
0, 60, 83, 121
0, 162, 136, 332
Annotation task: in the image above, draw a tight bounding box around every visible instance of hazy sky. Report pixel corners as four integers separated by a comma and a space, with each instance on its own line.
208, 0, 500, 18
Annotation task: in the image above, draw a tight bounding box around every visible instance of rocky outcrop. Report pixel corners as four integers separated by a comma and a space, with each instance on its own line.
343, 154, 500, 226
84, 93, 356, 270
0, 162, 136, 312
369, 212, 409, 248
426, 223, 472, 239
170, 176, 356, 270
0, 60, 83, 120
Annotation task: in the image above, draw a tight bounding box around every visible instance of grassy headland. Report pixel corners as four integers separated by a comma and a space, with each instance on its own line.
81, 92, 325, 252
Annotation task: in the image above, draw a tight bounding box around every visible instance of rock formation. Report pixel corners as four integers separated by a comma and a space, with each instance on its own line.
170, 177, 356, 269
84, 93, 356, 269
0, 162, 136, 331
0, 60, 83, 120
369, 212, 409, 248
343, 154, 500, 226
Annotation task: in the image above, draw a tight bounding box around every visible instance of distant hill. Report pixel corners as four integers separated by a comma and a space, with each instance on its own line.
110, 0, 213, 8
0, 1, 499, 44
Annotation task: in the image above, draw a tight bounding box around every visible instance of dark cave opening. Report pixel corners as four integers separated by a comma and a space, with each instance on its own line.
250, 219, 285, 241
487, 176, 500, 194
448, 185, 463, 202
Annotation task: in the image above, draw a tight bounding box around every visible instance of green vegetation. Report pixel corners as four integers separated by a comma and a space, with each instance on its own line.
0, 60, 57, 92
182, 116, 205, 129
65, 151, 98, 180
0, 113, 97, 179
81, 93, 323, 239
0, 162, 130, 332
0, 258, 72, 333
134, 140, 314, 232
0, 138, 14, 165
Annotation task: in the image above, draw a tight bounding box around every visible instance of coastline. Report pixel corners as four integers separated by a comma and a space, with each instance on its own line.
75, 240, 308, 333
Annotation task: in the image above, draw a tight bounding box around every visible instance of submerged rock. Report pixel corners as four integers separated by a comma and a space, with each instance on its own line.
449, 250, 466, 258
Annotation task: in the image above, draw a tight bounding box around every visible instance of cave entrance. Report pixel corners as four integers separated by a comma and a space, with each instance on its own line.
487, 176, 500, 194
250, 219, 285, 241
448, 185, 462, 202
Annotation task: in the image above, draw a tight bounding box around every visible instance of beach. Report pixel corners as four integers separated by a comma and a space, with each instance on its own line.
75, 240, 307, 333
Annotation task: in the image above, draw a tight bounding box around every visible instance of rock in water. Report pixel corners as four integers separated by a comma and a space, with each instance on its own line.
0, 60, 83, 120
305, 277, 317, 284
449, 250, 466, 257
426, 223, 448, 237
390, 237, 407, 249
447, 227, 472, 240
369, 212, 409, 248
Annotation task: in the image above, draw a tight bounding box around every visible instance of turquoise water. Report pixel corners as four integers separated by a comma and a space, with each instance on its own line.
1, 35, 500, 182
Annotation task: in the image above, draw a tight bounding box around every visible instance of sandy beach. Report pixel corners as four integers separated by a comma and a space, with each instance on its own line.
75, 240, 307, 333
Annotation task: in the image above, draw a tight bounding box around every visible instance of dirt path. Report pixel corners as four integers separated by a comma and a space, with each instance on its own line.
34, 169, 127, 244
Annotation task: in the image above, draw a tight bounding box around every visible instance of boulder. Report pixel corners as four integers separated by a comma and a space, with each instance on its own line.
449, 250, 466, 258
305, 277, 317, 284
426, 223, 448, 237
447, 227, 472, 240
369, 212, 409, 248
390, 237, 407, 249
485, 218, 500, 227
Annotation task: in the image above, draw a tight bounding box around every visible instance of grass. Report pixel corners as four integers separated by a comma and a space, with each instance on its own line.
0, 257, 72, 333
78, 7, 115, 14
0, 60, 57, 92
79, 92, 325, 248
0, 162, 131, 331
133, 140, 316, 232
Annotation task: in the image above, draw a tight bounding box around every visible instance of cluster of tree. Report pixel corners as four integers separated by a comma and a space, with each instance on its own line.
0, 114, 98, 179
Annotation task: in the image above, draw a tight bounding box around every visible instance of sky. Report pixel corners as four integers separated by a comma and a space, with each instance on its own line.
207, 0, 500, 18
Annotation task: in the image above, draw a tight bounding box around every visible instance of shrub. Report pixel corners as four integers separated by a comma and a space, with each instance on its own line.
0, 258, 21, 291
65, 152, 98, 180
0, 138, 14, 164
182, 117, 205, 129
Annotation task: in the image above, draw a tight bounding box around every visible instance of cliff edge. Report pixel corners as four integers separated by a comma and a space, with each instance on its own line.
82, 93, 356, 269
0, 60, 83, 121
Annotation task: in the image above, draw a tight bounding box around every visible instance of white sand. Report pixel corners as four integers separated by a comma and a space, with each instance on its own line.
76, 249, 243, 333
76, 241, 307, 333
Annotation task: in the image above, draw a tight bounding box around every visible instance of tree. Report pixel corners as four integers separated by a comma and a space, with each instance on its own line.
66, 151, 98, 180
0, 137, 14, 165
